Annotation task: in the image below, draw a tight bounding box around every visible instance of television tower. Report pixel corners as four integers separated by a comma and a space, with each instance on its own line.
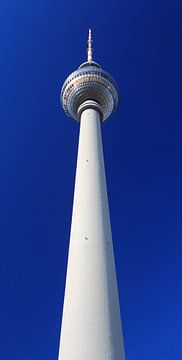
58, 29, 125, 360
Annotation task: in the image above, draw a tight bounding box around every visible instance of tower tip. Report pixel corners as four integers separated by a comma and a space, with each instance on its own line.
87, 28, 93, 63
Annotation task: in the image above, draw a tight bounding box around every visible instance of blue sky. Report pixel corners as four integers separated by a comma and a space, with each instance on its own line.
1, 0, 182, 359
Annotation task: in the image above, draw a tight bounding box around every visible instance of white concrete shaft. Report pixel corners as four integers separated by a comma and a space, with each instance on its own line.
58, 108, 125, 360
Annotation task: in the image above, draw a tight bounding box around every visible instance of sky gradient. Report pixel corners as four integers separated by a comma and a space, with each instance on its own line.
1, 0, 182, 359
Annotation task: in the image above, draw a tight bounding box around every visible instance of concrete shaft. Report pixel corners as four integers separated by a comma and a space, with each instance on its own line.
58, 108, 125, 360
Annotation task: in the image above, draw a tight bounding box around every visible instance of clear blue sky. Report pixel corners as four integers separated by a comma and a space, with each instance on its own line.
1, 0, 182, 359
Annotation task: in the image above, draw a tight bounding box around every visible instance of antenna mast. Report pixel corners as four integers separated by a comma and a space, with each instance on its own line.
87, 28, 93, 63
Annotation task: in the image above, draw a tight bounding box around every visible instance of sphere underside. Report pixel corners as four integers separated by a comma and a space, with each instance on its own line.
61, 66, 119, 121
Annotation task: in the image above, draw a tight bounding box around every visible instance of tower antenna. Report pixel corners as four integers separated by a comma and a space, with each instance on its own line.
87, 28, 93, 63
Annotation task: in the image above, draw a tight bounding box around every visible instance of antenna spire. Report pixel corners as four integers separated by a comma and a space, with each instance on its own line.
87, 28, 93, 63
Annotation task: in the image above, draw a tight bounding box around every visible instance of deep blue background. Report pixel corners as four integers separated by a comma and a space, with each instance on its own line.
1, 0, 182, 359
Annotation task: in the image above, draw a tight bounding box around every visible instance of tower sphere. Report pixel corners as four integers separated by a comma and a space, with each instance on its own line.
61, 30, 119, 122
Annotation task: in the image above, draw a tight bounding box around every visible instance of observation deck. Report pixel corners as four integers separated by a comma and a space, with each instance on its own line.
60, 30, 119, 122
